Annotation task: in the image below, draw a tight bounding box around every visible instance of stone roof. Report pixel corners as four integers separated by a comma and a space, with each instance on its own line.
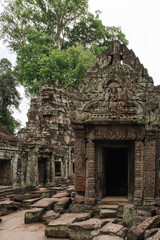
0, 125, 19, 146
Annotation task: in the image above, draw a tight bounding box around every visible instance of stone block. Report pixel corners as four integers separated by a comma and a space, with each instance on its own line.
31, 198, 57, 210
97, 204, 119, 210
93, 235, 123, 240
144, 228, 158, 239
22, 198, 41, 208
10, 193, 41, 202
100, 209, 117, 218
45, 212, 91, 238
25, 208, 44, 224
128, 215, 160, 240
123, 204, 138, 226
41, 210, 59, 225
52, 191, 70, 198
127, 226, 144, 240
100, 222, 127, 238
0, 200, 21, 216
54, 197, 71, 213
146, 231, 160, 239
68, 218, 108, 240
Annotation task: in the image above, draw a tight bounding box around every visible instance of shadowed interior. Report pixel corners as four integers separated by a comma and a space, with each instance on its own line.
103, 147, 128, 196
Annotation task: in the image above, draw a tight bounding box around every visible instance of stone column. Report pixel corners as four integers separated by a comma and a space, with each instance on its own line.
26, 148, 37, 187
73, 125, 86, 200
155, 139, 160, 200
85, 139, 96, 204
50, 154, 55, 183
133, 141, 144, 204
144, 139, 156, 204
46, 158, 50, 185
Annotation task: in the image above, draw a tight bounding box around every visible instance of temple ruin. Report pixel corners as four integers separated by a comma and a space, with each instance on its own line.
1, 40, 160, 205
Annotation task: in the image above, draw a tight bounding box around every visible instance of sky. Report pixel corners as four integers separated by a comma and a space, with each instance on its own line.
0, 0, 160, 127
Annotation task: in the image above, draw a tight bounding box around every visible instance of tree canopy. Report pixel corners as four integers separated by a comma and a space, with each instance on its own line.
0, 0, 129, 95
0, 58, 21, 135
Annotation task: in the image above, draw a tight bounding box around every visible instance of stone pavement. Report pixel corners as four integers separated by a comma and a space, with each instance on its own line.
0, 209, 70, 240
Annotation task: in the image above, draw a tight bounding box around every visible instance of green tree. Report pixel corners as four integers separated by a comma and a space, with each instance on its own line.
0, 58, 21, 135
0, 0, 89, 50
64, 12, 128, 52
14, 31, 95, 94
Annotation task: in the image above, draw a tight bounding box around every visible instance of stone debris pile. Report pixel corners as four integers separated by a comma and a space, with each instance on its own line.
0, 185, 160, 239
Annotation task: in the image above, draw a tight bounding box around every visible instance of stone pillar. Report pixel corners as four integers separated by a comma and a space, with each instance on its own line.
85, 139, 96, 204
50, 155, 55, 183
144, 139, 156, 205
155, 139, 160, 200
26, 149, 37, 187
46, 158, 50, 185
133, 141, 144, 204
73, 125, 86, 199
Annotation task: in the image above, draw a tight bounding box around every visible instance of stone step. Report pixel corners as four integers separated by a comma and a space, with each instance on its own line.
97, 204, 119, 210
100, 209, 117, 218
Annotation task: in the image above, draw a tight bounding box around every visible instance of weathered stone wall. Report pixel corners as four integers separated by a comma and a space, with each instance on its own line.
18, 83, 74, 187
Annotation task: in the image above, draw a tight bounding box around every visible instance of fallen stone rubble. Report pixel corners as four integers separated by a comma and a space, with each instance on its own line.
1, 185, 160, 239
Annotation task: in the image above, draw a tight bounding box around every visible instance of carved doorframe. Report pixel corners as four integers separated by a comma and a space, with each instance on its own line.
95, 141, 134, 202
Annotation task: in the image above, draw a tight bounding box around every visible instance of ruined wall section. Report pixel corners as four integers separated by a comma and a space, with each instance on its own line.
0, 125, 25, 188
18, 83, 74, 186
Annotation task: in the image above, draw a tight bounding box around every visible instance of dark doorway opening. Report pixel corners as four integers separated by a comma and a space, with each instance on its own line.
103, 147, 128, 196
38, 158, 47, 185
55, 162, 61, 176
0, 160, 12, 185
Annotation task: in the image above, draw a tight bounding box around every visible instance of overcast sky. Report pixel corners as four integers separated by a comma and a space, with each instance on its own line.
0, 0, 160, 127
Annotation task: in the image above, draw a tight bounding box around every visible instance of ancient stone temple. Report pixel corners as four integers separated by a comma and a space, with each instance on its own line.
69, 40, 160, 205
18, 83, 74, 187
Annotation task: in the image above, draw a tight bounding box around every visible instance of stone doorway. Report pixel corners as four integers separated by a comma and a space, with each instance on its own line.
103, 147, 128, 197
38, 158, 47, 185
0, 160, 12, 185
96, 141, 134, 201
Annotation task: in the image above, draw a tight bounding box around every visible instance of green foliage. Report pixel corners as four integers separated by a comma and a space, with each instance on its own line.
15, 31, 95, 94
0, 0, 89, 50
1, 0, 129, 96
64, 12, 128, 50
0, 58, 20, 134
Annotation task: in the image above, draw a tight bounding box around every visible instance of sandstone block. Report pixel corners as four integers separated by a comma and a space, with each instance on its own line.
97, 204, 119, 210
52, 191, 70, 198
10, 193, 41, 202
25, 208, 44, 224
127, 226, 144, 240
123, 204, 138, 226
22, 197, 41, 208
100, 222, 123, 234
147, 231, 160, 239
100, 209, 117, 218
45, 212, 91, 238
41, 210, 59, 225
93, 236, 123, 240
0, 200, 21, 216
68, 218, 108, 240
144, 228, 158, 239
31, 198, 57, 210
54, 197, 71, 213
127, 216, 146, 229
